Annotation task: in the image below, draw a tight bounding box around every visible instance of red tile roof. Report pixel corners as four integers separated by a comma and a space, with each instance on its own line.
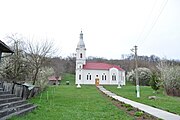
83, 62, 124, 71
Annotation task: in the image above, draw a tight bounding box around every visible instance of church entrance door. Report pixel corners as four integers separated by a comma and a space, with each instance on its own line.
95, 78, 99, 86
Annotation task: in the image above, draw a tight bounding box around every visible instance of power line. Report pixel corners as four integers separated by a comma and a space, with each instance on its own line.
137, 0, 168, 46
142, 0, 168, 42
136, 0, 157, 44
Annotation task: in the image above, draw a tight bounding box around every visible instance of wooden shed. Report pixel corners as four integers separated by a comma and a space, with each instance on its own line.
0, 40, 14, 61
48, 76, 61, 85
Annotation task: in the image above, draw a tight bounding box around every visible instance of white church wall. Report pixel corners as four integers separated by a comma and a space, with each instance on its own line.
76, 68, 126, 85
82, 69, 110, 84
75, 69, 83, 84
109, 68, 119, 84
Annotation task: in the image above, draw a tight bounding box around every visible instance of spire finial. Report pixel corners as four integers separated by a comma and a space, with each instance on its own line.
80, 30, 83, 40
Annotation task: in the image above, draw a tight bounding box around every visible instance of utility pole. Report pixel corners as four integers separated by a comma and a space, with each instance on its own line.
131, 45, 140, 98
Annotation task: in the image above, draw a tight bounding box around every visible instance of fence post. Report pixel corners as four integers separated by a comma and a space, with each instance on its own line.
11, 81, 15, 94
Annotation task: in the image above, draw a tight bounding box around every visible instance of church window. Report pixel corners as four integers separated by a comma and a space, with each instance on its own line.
79, 74, 81, 80
90, 75, 91, 80
87, 75, 89, 80
112, 73, 116, 81
102, 75, 104, 80
87, 73, 91, 80
80, 53, 83, 58
102, 73, 106, 80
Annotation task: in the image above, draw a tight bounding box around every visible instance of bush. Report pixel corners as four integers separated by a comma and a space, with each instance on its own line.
149, 72, 160, 92
134, 111, 144, 117
127, 107, 133, 111
36, 67, 54, 90
127, 67, 152, 86
123, 103, 131, 108
158, 62, 180, 96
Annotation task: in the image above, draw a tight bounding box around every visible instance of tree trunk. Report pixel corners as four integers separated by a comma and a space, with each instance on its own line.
33, 68, 39, 85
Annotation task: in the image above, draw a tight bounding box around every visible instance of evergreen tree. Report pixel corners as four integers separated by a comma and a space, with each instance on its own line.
149, 72, 160, 92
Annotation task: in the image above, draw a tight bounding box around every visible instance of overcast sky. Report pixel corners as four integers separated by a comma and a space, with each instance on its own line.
0, 0, 179, 60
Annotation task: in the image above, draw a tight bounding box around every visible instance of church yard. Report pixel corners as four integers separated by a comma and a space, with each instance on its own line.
10, 74, 133, 120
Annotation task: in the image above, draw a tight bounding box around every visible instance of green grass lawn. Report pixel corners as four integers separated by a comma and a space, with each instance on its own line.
10, 74, 133, 120
104, 85, 180, 115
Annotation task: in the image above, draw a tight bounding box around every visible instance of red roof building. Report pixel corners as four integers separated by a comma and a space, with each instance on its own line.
83, 62, 124, 71
75, 31, 126, 86
48, 76, 61, 85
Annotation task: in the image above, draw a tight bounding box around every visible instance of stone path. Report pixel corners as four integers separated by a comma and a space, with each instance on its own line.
97, 86, 180, 120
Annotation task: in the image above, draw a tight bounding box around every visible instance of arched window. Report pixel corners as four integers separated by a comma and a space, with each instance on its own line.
79, 74, 81, 80
87, 73, 92, 80
89, 75, 91, 80
102, 73, 106, 80
112, 73, 116, 81
87, 75, 89, 80
80, 53, 83, 58
102, 75, 104, 80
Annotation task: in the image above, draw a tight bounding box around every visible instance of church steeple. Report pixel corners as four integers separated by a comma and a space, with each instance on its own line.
77, 31, 85, 49
80, 31, 83, 40
76, 30, 86, 67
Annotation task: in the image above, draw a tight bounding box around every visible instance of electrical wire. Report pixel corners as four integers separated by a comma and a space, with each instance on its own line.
137, 0, 168, 46
136, 0, 157, 44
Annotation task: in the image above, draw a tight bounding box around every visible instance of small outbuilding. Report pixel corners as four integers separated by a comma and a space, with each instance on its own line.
48, 76, 61, 85
0, 40, 14, 61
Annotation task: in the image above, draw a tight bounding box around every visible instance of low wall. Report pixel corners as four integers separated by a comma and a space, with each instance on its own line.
0, 81, 41, 99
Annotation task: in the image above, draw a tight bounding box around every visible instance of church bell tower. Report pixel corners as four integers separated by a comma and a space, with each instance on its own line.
76, 31, 86, 68
75, 31, 86, 84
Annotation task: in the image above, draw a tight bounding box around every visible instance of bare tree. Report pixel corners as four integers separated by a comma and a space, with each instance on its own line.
0, 34, 29, 82
50, 57, 65, 77
25, 39, 56, 85
64, 55, 76, 74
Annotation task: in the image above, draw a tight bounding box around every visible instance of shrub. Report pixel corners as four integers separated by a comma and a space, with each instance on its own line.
36, 67, 54, 90
123, 103, 131, 108
127, 107, 133, 111
149, 72, 160, 92
127, 67, 152, 86
134, 111, 144, 117
158, 62, 180, 96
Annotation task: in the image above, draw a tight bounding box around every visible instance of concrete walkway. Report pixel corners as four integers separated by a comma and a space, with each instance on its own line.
97, 86, 180, 120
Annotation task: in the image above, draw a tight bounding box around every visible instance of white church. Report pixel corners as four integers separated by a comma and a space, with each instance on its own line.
75, 31, 125, 86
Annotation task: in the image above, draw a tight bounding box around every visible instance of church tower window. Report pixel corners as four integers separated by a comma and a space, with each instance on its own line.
80, 53, 82, 58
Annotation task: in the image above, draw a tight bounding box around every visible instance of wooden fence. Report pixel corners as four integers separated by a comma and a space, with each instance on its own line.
0, 80, 40, 99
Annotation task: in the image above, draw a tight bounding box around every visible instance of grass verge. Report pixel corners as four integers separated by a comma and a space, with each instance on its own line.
104, 85, 180, 115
